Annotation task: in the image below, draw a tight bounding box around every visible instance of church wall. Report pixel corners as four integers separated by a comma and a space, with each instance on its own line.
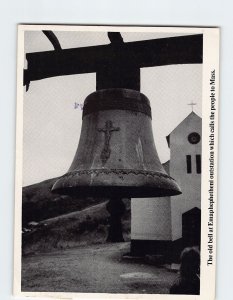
131, 197, 171, 240
169, 113, 202, 241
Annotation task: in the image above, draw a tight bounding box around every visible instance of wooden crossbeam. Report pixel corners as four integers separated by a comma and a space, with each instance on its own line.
24, 33, 203, 91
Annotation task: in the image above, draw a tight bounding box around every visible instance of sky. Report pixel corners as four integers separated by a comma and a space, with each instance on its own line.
23, 29, 202, 186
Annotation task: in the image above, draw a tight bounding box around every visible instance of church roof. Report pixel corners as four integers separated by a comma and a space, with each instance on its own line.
166, 111, 201, 148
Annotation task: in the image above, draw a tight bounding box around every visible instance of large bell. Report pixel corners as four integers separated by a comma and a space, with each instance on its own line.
52, 88, 181, 198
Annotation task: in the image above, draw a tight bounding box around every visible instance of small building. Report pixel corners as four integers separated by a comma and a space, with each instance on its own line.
131, 112, 202, 261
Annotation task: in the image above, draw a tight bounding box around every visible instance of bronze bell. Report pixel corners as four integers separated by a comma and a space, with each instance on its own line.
52, 88, 181, 198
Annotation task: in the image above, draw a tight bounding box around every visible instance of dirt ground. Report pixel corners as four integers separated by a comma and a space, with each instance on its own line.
22, 242, 178, 294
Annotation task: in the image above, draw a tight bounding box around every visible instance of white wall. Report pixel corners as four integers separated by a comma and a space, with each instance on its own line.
169, 112, 202, 241
131, 197, 171, 240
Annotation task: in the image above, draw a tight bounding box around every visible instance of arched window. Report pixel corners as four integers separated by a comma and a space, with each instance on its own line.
186, 155, 192, 173
196, 155, 201, 174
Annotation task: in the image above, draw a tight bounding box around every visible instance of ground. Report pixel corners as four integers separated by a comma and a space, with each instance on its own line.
22, 242, 178, 294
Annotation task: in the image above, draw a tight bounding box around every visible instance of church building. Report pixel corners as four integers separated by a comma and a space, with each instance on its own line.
130, 111, 202, 262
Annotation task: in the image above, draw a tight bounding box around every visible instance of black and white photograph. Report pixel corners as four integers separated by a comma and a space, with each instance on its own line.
14, 25, 219, 299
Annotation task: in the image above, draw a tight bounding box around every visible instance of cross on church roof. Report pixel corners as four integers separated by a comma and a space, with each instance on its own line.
188, 102, 197, 112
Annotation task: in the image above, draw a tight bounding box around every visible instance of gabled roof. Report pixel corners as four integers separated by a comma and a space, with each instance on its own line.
166, 111, 201, 148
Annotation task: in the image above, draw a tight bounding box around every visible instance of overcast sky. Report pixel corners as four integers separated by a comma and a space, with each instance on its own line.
23, 30, 202, 186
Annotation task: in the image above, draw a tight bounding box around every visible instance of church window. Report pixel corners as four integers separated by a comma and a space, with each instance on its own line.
188, 132, 201, 144
196, 155, 201, 173
186, 155, 192, 173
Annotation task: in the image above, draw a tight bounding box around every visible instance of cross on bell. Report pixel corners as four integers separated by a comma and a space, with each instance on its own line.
98, 120, 120, 164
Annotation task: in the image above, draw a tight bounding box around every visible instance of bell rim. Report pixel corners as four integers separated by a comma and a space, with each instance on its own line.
51, 185, 182, 198
51, 168, 182, 198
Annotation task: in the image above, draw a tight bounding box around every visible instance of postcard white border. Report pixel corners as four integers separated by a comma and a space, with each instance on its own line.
14, 24, 220, 300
